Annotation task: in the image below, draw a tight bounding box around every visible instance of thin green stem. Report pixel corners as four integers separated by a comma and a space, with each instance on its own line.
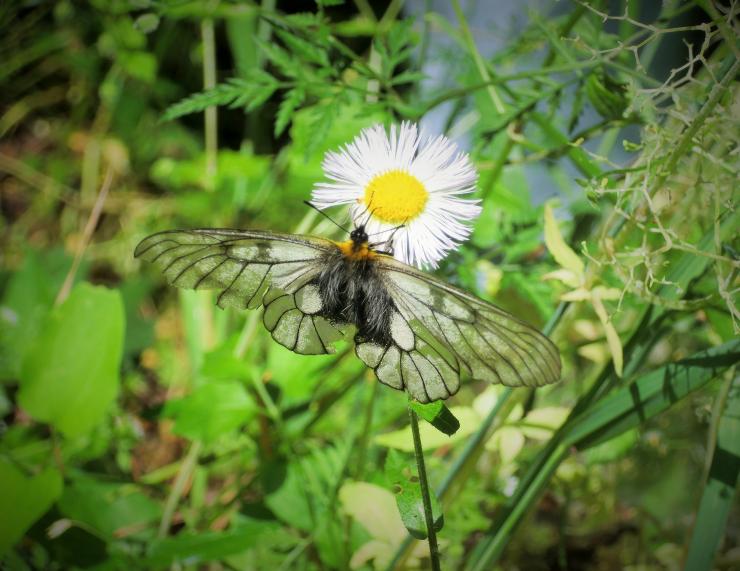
384, 302, 569, 571
353, 377, 379, 480
451, 0, 504, 113
352, 0, 377, 22
201, 15, 218, 185
158, 440, 203, 537
408, 406, 441, 571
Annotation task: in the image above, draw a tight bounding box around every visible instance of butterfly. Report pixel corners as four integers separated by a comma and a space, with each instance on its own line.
134, 221, 561, 403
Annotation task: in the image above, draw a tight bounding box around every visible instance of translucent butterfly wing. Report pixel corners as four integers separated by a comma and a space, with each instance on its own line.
355, 257, 560, 403
134, 229, 346, 355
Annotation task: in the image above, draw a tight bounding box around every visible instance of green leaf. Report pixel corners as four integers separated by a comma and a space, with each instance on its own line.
255, 38, 299, 77
274, 29, 329, 68
409, 401, 460, 436
0, 249, 71, 379
275, 87, 305, 137
57, 473, 160, 539
162, 75, 278, 121
568, 339, 740, 449
389, 70, 426, 86
584, 68, 629, 120
339, 481, 406, 546
118, 50, 157, 83
200, 337, 252, 382
0, 459, 63, 555
530, 111, 602, 179
582, 428, 639, 465
146, 519, 279, 567
303, 99, 341, 160
385, 450, 443, 539
685, 375, 740, 570
163, 380, 255, 443
18, 283, 125, 438
374, 406, 480, 451
339, 481, 408, 569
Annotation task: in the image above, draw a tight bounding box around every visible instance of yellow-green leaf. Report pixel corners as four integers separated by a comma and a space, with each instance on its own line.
544, 202, 584, 279
542, 268, 581, 288
592, 294, 623, 377
374, 407, 479, 451
560, 288, 592, 302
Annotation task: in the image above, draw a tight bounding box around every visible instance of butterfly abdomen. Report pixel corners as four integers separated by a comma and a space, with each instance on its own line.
316, 247, 394, 345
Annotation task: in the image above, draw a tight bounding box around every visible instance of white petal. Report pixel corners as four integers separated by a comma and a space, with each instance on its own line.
311, 122, 481, 269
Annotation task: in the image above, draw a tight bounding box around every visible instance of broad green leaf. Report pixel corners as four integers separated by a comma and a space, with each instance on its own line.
200, 336, 252, 382
0, 249, 72, 379
685, 374, 740, 570
163, 380, 255, 443
409, 401, 460, 436
18, 283, 124, 438
544, 202, 584, 278
340, 481, 406, 545
146, 519, 279, 567
385, 450, 443, 539
57, 473, 160, 539
340, 481, 429, 569
263, 461, 314, 532
0, 459, 63, 555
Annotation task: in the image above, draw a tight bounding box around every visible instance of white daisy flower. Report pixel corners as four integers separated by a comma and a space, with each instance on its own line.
311, 121, 481, 269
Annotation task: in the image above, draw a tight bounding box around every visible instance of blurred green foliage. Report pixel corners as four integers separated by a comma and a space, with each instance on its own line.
1, 1, 738, 570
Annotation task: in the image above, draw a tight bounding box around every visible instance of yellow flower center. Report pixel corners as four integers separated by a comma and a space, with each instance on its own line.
363, 170, 428, 224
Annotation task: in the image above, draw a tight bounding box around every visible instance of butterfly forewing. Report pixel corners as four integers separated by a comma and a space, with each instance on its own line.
134, 229, 349, 355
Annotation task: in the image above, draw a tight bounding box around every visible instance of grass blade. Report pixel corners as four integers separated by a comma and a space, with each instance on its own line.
684, 372, 740, 570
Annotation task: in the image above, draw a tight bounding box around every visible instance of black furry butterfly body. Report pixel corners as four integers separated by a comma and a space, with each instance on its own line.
135, 226, 561, 403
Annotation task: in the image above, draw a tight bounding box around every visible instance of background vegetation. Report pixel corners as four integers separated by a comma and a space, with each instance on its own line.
1, 0, 738, 569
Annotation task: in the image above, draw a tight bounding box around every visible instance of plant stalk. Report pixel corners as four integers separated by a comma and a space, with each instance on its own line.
408, 406, 441, 571
201, 16, 217, 185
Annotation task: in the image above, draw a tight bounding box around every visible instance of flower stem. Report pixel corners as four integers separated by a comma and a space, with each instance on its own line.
408, 405, 441, 571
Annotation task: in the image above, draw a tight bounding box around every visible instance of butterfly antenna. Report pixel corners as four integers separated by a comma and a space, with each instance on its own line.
368, 222, 405, 237
303, 201, 350, 233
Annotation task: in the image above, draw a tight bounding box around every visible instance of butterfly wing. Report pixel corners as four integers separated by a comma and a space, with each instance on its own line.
135, 229, 346, 354
355, 256, 561, 403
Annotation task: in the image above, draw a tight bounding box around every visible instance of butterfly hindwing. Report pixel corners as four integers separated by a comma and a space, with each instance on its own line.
263, 285, 346, 355
355, 310, 461, 403
135, 229, 348, 354
373, 257, 561, 394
